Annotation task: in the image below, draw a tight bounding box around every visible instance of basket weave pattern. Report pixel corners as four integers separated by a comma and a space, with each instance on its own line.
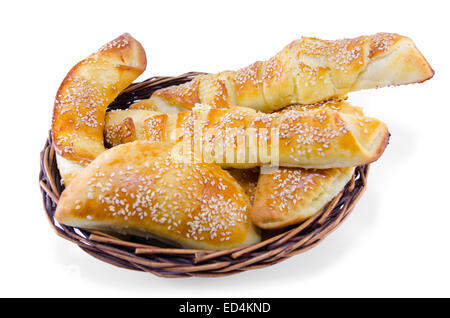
39, 73, 369, 278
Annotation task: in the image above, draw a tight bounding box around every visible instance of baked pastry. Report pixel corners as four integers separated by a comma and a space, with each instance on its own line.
251, 167, 355, 229
130, 33, 433, 113
249, 100, 364, 228
104, 102, 389, 169
228, 168, 259, 204
281, 98, 363, 116
46, 31, 432, 255
55, 141, 261, 250
51, 33, 147, 185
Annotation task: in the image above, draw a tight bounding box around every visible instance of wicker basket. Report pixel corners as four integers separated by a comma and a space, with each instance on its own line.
39, 72, 369, 278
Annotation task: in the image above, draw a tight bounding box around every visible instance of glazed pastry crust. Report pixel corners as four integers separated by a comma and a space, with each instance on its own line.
131, 33, 433, 113
51, 33, 146, 184
55, 141, 261, 250
227, 168, 260, 204
251, 167, 355, 229
249, 100, 363, 229
104, 101, 389, 169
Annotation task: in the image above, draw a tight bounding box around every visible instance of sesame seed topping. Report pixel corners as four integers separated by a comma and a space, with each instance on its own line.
81, 148, 251, 244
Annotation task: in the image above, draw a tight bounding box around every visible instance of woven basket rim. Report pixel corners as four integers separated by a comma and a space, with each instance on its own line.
39, 72, 369, 278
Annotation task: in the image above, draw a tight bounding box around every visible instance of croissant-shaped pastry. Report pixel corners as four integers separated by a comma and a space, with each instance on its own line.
104, 102, 389, 169
55, 141, 261, 250
51, 33, 147, 185
131, 33, 433, 113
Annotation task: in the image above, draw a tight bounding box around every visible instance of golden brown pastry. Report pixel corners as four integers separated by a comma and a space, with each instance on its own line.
281, 98, 363, 116
130, 33, 433, 113
227, 168, 260, 204
250, 100, 364, 228
51, 33, 147, 185
104, 102, 389, 169
55, 141, 261, 250
252, 167, 355, 229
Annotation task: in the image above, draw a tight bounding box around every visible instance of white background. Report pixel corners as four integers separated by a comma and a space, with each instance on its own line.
1, 0, 448, 297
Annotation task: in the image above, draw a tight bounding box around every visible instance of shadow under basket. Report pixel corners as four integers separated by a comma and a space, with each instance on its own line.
39, 72, 369, 278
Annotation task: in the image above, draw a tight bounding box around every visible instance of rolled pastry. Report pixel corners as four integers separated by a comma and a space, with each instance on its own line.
251, 167, 355, 229
104, 101, 389, 169
250, 100, 363, 229
51, 33, 147, 184
130, 33, 433, 113
55, 141, 261, 250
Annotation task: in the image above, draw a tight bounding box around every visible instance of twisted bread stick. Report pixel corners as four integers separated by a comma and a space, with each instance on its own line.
131, 33, 433, 113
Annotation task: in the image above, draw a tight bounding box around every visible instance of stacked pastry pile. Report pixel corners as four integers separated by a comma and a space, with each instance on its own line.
52, 33, 433, 250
